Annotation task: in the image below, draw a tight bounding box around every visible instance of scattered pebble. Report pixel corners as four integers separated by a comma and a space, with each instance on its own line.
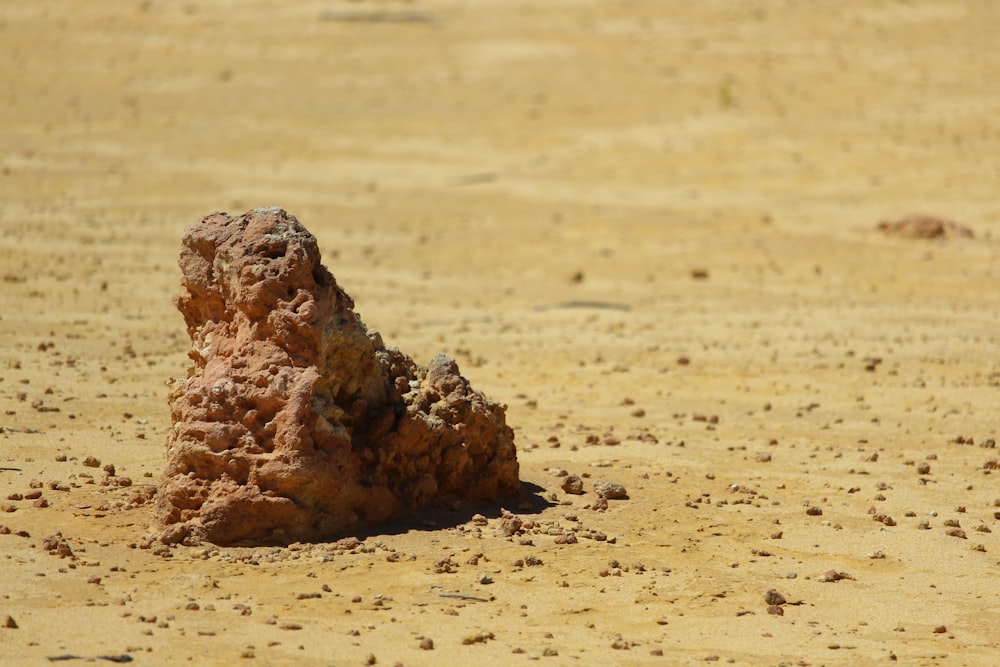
561, 475, 584, 495
499, 509, 523, 536
593, 480, 628, 500
764, 590, 786, 606
42, 532, 75, 559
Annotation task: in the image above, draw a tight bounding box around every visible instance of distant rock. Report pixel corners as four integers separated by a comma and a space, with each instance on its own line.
156, 208, 519, 545
592, 480, 628, 500
877, 214, 974, 239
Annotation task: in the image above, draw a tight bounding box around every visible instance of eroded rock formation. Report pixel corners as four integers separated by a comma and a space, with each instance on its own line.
155, 208, 519, 545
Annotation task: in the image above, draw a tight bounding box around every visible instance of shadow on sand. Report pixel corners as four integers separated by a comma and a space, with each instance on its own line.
344, 480, 550, 541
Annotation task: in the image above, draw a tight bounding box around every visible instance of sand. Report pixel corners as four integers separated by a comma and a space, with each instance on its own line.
1, 1, 999, 665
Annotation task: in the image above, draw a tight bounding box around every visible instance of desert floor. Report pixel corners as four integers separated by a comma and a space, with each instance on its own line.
2, 1, 1000, 665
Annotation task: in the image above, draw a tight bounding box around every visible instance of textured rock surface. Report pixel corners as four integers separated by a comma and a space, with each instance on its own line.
155, 208, 519, 545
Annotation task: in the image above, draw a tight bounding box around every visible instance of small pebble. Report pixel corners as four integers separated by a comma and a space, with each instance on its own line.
763, 589, 786, 606
593, 481, 628, 500
561, 475, 584, 495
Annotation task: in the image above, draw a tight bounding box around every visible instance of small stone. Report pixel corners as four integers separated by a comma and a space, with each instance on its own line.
42, 533, 75, 559
82, 456, 101, 468
767, 605, 784, 616
805, 506, 822, 516
561, 475, 584, 495
419, 637, 434, 650
4, 615, 17, 629
593, 480, 628, 500
499, 508, 523, 536
933, 625, 947, 634
763, 589, 786, 606
916, 462, 931, 475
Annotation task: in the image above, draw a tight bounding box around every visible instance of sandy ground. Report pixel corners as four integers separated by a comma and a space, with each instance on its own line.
2, 1, 1000, 665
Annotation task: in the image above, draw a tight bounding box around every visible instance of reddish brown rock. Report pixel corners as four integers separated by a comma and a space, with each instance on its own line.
155, 208, 519, 545
877, 214, 974, 239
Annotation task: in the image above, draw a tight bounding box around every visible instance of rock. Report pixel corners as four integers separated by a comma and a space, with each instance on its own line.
155, 208, 519, 545
877, 214, 974, 239
560, 474, 584, 495
763, 589, 786, 606
41, 532, 75, 559
499, 508, 524, 536
593, 480, 628, 499
819, 570, 853, 583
